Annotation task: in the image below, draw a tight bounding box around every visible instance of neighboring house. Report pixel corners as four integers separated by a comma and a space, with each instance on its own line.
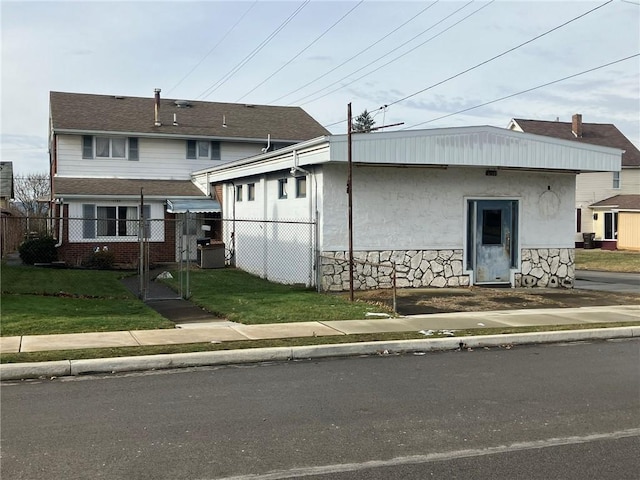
0, 161, 14, 209
49, 90, 329, 266
508, 115, 640, 250
192, 127, 621, 290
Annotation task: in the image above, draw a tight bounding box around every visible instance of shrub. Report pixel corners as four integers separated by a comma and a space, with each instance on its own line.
84, 248, 115, 270
18, 236, 58, 265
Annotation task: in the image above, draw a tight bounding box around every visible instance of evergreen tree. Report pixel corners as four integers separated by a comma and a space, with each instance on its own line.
352, 109, 375, 133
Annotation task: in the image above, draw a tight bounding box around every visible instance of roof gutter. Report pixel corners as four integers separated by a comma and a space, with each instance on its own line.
51, 128, 308, 144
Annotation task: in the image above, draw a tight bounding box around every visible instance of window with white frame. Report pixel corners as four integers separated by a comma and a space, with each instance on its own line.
236, 185, 243, 202
613, 171, 621, 189
247, 183, 255, 201
82, 136, 138, 160
295, 176, 306, 198
186, 140, 221, 160
82, 204, 150, 238
278, 178, 288, 199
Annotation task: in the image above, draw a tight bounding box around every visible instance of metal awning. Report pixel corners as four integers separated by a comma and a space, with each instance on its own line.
166, 199, 221, 213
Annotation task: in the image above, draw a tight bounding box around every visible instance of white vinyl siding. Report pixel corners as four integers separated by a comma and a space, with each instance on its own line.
58, 135, 265, 180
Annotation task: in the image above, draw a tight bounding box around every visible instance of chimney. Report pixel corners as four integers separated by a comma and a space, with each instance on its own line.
572, 113, 582, 138
154, 88, 161, 127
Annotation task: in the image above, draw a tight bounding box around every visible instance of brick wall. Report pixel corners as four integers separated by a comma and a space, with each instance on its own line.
56, 206, 177, 267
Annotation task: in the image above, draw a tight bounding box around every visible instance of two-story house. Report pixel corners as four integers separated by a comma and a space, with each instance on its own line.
508, 115, 640, 250
49, 90, 329, 266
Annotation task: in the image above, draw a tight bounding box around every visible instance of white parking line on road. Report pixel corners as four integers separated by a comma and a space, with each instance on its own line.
209, 429, 640, 480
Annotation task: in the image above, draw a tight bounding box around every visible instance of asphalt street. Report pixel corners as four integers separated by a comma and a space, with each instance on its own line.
2, 338, 639, 479
575, 270, 640, 293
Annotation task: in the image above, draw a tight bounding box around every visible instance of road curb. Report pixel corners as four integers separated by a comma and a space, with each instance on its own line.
1, 327, 639, 381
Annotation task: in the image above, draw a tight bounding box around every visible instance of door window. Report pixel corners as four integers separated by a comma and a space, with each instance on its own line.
482, 209, 502, 245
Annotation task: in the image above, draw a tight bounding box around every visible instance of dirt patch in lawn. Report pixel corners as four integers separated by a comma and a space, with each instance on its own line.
355, 287, 640, 315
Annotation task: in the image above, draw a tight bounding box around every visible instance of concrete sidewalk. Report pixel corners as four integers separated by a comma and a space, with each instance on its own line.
2, 305, 639, 354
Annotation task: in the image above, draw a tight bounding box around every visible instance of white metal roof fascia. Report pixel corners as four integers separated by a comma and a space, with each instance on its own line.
53, 194, 207, 200
196, 143, 331, 183
327, 126, 622, 172
52, 128, 304, 144
191, 136, 330, 178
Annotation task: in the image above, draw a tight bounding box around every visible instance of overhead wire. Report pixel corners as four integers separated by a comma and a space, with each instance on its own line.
385, 0, 613, 109
268, 1, 439, 105
320, 0, 614, 128
196, 0, 311, 100
403, 53, 640, 129
166, 1, 259, 96
235, 0, 365, 103
294, 0, 486, 106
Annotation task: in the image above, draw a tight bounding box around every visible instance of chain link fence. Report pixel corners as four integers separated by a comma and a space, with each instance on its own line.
2, 214, 317, 298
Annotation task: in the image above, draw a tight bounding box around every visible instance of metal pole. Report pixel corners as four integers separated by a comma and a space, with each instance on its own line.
139, 188, 145, 299
347, 103, 354, 302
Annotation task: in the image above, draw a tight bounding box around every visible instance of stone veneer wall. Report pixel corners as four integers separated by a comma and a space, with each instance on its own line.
514, 248, 575, 288
321, 250, 470, 292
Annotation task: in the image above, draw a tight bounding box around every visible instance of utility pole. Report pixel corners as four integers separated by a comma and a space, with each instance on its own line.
347, 103, 354, 301
346, 104, 403, 302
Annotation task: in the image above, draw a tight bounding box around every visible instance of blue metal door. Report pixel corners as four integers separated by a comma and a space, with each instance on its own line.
475, 200, 513, 284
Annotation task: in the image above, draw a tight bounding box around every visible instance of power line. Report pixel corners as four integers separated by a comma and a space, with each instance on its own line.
386, 0, 613, 109
403, 53, 640, 129
294, 0, 486, 106
321, 0, 614, 129
197, 1, 311, 100
166, 1, 258, 96
268, 1, 439, 105
235, 0, 365, 103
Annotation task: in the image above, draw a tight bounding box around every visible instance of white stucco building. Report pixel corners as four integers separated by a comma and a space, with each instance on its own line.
193, 127, 622, 290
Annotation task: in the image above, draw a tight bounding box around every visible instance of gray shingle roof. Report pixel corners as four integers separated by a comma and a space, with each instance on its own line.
54, 178, 206, 197
590, 194, 640, 210
512, 119, 640, 167
50, 91, 330, 141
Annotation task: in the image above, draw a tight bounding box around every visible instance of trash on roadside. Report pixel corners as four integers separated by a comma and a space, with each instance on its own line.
442, 330, 456, 336
155, 271, 173, 280
419, 329, 435, 336
477, 322, 485, 326
366, 312, 391, 317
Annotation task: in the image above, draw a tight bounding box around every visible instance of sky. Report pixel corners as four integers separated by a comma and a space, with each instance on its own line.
1, 0, 639, 176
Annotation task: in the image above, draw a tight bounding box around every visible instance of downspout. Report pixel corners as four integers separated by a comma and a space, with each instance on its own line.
291, 150, 317, 288
54, 198, 64, 247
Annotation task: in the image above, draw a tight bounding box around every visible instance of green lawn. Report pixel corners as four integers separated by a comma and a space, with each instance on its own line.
1, 264, 173, 336
575, 249, 640, 273
165, 268, 391, 324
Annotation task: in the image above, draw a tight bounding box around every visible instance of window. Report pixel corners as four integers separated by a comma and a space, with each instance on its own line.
295, 176, 306, 198
278, 178, 288, 199
604, 212, 618, 240
247, 183, 255, 201
613, 171, 620, 189
186, 140, 221, 160
576, 208, 582, 233
82, 204, 149, 238
236, 185, 243, 201
82, 136, 138, 160
482, 209, 502, 245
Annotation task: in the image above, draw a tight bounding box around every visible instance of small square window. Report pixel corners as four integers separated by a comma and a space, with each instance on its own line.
96, 137, 110, 157
236, 185, 243, 202
278, 178, 288, 199
296, 176, 306, 198
247, 183, 255, 201
198, 141, 209, 158
112, 138, 126, 158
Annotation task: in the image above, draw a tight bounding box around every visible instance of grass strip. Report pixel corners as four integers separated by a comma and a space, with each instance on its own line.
575, 249, 640, 273
165, 268, 393, 323
2, 322, 636, 365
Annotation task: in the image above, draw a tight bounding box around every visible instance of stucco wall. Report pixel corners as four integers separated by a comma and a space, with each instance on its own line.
320, 164, 576, 252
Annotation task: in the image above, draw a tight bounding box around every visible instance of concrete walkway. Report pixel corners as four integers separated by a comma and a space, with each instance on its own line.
2, 305, 639, 354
